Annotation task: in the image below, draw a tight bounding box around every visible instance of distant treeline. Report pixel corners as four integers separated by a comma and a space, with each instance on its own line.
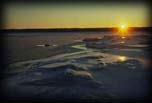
1, 27, 152, 33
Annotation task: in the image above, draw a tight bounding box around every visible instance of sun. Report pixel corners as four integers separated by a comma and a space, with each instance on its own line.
117, 23, 129, 38
119, 23, 128, 33
121, 24, 126, 29
120, 23, 128, 30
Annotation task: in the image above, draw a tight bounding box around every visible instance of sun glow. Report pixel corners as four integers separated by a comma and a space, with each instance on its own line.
120, 23, 128, 30
121, 24, 126, 29
117, 23, 129, 38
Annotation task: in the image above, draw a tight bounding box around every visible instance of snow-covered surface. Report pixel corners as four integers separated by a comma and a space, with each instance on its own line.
3, 32, 150, 101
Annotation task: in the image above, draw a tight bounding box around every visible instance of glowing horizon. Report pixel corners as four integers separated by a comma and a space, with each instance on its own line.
3, 2, 150, 29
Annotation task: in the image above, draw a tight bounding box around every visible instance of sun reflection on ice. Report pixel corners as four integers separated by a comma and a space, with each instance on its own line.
121, 36, 126, 39
120, 41, 125, 44
117, 56, 127, 62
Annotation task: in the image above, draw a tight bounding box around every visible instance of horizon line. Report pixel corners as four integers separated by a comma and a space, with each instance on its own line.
2, 26, 152, 30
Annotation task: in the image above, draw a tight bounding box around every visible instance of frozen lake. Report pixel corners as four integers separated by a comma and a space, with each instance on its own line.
2, 31, 150, 101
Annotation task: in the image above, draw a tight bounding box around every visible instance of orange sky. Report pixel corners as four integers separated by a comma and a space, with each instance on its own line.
3, 2, 150, 29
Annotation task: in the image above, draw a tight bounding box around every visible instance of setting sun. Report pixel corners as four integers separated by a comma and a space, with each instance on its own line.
120, 24, 126, 29
117, 23, 129, 38
120, 23, 128, 31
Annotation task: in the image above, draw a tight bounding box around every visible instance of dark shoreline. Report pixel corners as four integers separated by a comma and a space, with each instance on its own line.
1, 27, 152, 33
